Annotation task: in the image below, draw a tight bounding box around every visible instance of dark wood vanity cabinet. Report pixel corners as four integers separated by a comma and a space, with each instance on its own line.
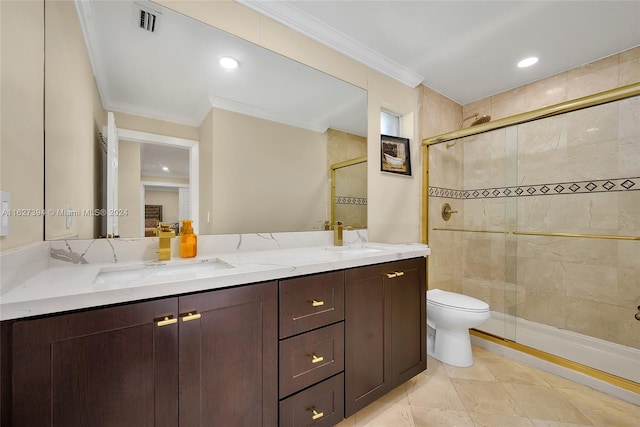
344, 257, 426, 417
3, 281, 277, 427
278, 271, 345, 427
2, 257, 427, 426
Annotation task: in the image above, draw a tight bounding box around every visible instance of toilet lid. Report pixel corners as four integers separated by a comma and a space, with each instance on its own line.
427, 289, 489, 312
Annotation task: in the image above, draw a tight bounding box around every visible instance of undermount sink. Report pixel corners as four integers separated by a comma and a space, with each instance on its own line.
325, 246, 384, 255
94, 258, 234, 286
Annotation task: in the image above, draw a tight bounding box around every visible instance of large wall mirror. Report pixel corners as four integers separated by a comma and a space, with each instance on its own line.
44, 0, 367, 240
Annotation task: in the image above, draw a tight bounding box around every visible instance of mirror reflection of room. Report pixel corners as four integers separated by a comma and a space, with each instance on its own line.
43, 0, 367, 240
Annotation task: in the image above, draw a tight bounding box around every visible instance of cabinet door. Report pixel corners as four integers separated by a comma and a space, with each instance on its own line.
10, 297, 179, 426
178, 281, 278, 427
390, 257, 427, 386
344, 263, 392, 417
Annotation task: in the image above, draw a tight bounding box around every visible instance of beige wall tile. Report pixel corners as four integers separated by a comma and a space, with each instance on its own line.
524, 73, 569, 112
567, 56, 620, 100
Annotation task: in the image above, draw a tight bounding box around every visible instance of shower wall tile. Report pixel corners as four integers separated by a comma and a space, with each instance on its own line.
562, 193, 619, 232
463, 199, 506, 230
516, 257, 566, 295
619, 46, 640, 86
490, 86, 526, 121
517, 290, 568, 330
517, 113, 569, 156
421, 85, 462, 139
617, 138, 640, 178
565, 297, 640, 349
567, 56, 620, 100
618, 96, 640, 139
428, 145, 463, 188
564, 262, 619, 304
524, 73, 568, 112
460, 277, 491, 306
618, 191, 640, 232
461, 97, 490, 122
565, 102, 619, 148
461, 234, 506, 284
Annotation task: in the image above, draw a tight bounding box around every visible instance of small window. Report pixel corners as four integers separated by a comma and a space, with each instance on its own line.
380, 110, 401, 137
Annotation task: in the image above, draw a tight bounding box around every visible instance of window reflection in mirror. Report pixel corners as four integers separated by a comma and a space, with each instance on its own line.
44, 0, 367, 240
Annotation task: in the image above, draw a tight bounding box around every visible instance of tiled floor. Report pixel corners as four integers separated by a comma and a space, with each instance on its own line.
336, 346, 640, 427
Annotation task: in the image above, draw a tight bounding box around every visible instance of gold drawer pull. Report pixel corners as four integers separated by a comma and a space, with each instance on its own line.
156, 316, 177, 327
309, 408, 324, 420
181, 312, 201, 322
386, 272, 397, 279
311, 354, 324, 364
395, 271, 405, 277
310, 299, 325, 307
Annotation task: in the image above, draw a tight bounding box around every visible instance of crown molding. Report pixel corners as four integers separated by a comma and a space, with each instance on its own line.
237, 0, 424, 88
209, 96, 327, 133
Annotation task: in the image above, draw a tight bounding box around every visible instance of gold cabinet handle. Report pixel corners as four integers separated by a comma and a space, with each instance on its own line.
310, 299, 325, 307
311, 354, 324, 364
156, 316, 177, 327
386, 271, 405, 279
181, 312, 202, 322
309, 408, 324, 420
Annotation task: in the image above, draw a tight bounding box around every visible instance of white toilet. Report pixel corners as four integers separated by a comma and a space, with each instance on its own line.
427, 289, 490, 367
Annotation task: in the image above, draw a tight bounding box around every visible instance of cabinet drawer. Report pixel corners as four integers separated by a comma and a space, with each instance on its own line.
279, 373, 344, 427
279, 271, 344, 338
279, 322, 344, 398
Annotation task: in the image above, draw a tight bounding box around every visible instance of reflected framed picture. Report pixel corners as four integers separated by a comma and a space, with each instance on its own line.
380, 134, 411, 176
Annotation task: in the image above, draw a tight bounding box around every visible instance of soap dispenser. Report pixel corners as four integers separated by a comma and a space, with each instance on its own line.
180, 219, 197, 258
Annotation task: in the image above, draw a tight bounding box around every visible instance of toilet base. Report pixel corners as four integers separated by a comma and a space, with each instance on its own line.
433, 327, 474, 367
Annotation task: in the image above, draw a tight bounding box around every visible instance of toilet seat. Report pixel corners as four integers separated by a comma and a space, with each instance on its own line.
427, 289, 489, 313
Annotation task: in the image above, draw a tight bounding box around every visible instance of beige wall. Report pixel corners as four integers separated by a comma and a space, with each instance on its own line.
43, 0, 103, 240
206, 108, 327, 234
158, 0, 424, 243
0, 0, 44, 250
114, 112, 199, 141
118, 140, 142, 237
145, 190, 179, 225
198, 109, 214, 235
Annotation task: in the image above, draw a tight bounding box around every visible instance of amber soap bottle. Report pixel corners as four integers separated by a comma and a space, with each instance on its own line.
179, 220, 197, 258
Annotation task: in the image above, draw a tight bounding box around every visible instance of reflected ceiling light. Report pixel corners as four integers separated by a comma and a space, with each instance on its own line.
517, 56, 538, 68
219, 56, 239, 69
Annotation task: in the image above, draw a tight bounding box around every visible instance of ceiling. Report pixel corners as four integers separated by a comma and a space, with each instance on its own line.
239, 0, 640, 105
75, 0, 367, 184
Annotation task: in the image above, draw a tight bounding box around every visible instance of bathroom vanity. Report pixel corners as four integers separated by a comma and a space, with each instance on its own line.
0, 239, 429, 426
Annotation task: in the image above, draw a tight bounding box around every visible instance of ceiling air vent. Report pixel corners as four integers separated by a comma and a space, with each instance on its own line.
138, 8, 158, 33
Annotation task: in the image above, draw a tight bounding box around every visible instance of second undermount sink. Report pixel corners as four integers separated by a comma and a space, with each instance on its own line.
94, 258, 234, 286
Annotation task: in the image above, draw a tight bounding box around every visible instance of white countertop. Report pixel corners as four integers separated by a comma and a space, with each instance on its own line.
0, 242, 430, 321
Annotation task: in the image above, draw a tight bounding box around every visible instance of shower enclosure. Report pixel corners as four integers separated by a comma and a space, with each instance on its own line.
331, 157, 367, 229
424, 84, 640, 391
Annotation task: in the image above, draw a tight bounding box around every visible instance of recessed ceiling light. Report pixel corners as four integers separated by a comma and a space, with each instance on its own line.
517, 57, 538, 68
162, 166, 169, 172
219, 56, 239, 69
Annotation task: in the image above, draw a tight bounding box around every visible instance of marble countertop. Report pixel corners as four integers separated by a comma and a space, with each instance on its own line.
0, 242, 430, 321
